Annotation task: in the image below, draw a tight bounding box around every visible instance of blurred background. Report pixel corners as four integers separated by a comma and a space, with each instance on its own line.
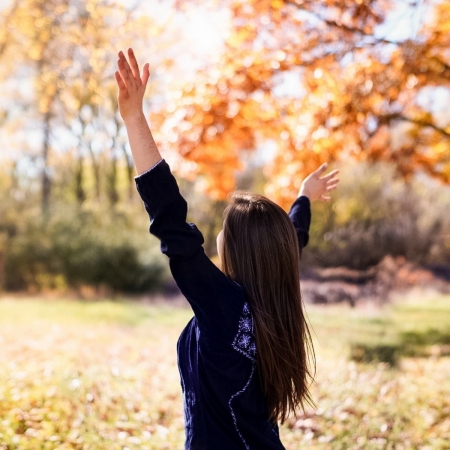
0, 0, 449, 449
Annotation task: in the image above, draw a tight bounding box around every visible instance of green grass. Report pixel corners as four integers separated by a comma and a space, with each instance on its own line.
307, 290, 450, 350
0, 297, 193, 327
0, 291, 449, 449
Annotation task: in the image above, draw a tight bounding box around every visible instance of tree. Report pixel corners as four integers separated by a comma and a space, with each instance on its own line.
2, 0, 166, 211
167, 0, 450, 206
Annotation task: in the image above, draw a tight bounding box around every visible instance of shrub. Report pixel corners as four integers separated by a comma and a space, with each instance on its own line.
302, 161, 450, 269
3, 205, 168, 293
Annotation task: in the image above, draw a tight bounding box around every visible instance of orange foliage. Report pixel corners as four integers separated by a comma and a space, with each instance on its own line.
166, 0, 450, 206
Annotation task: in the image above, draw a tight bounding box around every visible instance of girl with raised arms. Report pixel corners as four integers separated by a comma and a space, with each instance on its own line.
115, 48, 339, 450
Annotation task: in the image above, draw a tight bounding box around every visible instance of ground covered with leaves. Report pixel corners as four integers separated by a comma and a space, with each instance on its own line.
0, 292, 449, 449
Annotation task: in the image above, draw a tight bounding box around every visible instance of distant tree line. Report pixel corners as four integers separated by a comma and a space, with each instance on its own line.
0, 0, 449, 293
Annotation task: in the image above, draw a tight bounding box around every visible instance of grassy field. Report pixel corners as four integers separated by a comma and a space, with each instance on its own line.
0, 291, 449, 449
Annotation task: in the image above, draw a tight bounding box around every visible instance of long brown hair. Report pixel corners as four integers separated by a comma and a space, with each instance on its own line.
222, 191, 315, 424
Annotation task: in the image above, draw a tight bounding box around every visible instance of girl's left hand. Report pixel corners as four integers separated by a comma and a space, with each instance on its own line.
298, 163, 340, 202
115, 48, 150, 122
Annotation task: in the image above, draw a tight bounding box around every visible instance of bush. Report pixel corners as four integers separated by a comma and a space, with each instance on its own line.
302, 161, 450, 269
3, 205, 168, 293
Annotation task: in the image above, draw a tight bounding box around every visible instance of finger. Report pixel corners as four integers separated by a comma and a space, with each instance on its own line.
141, 63, 150, 86
314, 163, 328, 177
325, 178, 340, 187
326, 185, 338, 192
128, 48, 140, 80
118, 51, 133, 84
321, 169, 339, 181
117, 58, 130, 87
114, 71, 127, 92
320, 194, 331, 201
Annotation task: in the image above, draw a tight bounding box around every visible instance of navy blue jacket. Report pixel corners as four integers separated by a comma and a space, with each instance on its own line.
135, 159, 311, 450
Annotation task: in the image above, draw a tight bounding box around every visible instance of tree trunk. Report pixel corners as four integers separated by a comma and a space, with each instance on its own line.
121, 145, 134, 201
107, 155, 119, 206
88, 143, 101, 200
75, 149, 86, 205
41, 108, 52, 216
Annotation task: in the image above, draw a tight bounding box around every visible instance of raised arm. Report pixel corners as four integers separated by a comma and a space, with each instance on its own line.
114, 49, 245, 340
115, 49, 216, 263
289, 163, 340, 250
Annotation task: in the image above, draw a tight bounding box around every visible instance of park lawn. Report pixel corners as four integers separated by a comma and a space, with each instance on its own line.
0, 291, 449, 450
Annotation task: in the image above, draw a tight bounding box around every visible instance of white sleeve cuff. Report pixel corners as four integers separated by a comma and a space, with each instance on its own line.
134, 159, 164, 180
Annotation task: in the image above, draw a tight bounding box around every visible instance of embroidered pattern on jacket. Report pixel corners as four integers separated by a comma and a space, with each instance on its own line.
232, 302, 256, 362
228, 363, 255, 450
229, 302, 257, 449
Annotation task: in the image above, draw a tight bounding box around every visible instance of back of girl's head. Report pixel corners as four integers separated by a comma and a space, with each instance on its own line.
222, 191, 301, 285
222, 191, 315, 423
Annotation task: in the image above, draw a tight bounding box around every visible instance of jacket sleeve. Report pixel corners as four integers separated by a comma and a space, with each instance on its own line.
135, 159, 204, 261
288, 196, 311, 251
135, 159, 245, 340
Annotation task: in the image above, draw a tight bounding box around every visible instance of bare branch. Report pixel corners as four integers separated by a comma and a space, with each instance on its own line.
285, 0, 401, 47
382, 113, 450, 138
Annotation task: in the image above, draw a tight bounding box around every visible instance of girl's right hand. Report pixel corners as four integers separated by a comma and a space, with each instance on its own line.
115, 48, 150, 122
298, 163, 340, 202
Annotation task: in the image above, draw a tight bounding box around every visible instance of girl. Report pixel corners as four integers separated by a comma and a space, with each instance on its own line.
115, 48, 339, 450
